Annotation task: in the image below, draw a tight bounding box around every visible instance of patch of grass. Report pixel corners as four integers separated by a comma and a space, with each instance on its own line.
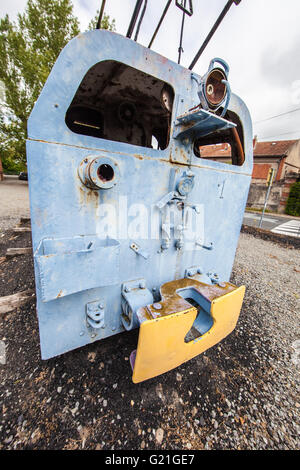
246, 207, 273, 214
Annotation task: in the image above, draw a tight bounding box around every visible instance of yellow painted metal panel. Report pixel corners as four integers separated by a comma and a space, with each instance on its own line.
132, 285, 245, 383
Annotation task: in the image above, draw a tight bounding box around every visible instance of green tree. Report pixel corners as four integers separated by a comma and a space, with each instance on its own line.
88, 11, 116, 32
0, 0, 115, 174
285, 181, 300, 217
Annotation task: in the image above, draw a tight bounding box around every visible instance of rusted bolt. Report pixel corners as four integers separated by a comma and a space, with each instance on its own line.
153, 303, 162, 310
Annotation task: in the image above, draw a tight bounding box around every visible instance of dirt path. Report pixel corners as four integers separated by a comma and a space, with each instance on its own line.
0, 177, 30, 231
0, 231, 299, 450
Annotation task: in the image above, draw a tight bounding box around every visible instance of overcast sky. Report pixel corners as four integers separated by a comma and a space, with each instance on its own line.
1, 0, 300, 142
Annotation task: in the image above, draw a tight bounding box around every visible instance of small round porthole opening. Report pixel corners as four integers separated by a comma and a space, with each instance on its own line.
78, 155, 120, 190
97, 164, 114, 183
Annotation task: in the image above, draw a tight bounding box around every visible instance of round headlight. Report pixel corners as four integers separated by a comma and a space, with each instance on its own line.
205, 68, 227, 107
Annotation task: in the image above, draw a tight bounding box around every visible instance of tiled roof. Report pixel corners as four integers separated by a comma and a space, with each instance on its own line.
252, 163, 272, 179
253, 140, 297, 156
199, 143, 231, 157
197, 139, 298, 158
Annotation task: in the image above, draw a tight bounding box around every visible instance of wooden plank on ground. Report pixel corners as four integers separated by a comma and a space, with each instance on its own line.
13, 227, 31, 233
0, 289, 35, 315
6, 247, 32, 257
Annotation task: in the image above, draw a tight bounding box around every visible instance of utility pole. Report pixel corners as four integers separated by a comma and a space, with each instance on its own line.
258, 167, 275, 228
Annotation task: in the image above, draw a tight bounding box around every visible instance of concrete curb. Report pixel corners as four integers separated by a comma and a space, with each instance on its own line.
241, 224, 300, 249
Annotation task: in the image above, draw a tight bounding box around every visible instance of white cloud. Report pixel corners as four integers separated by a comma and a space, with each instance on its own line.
1, 0, 300, 141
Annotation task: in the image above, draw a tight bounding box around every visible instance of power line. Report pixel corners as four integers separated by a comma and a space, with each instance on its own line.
259, 130, 300, 140
189, 0, 241, 70
148, 0, 172, 49
96, 0, 106, 29
254, 107, 300, 125
134, 0, 148, 42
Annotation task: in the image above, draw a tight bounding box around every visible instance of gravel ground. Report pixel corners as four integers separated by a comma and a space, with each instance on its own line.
0, 229, 299, 450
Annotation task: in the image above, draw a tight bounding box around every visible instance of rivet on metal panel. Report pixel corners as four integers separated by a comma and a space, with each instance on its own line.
208, 273, 220, 284
185, 266, 203, 278
153, 303, 162, 310
218, 282, 226, 288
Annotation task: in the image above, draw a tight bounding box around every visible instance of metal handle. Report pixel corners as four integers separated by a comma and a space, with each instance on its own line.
208, 57, 229, 76
220, 79, 231, 117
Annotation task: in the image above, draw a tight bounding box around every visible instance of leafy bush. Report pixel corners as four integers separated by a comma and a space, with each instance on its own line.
285, 182, 300, 216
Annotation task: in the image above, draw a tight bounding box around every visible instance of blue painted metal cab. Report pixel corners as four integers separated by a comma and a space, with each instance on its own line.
27, 30, 252, 382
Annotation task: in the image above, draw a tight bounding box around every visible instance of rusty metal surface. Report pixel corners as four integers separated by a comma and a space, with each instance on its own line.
26, 30, 252, 360
137, 277, 236, 323
66, 60, 174, 150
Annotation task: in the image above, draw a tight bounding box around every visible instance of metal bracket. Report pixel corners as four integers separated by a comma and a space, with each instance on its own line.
156, 191, 180, 210
86, 300, 105, 329
174, 108, 236, 141
176, 0, 193, 16
195, 240, 214, 250
156, 169, 196, 252
130, 242, 149, 260
185, 267, 214, 285
177, 171, 195, 196
121, 279, 153, 331
185, 268, 225, 287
